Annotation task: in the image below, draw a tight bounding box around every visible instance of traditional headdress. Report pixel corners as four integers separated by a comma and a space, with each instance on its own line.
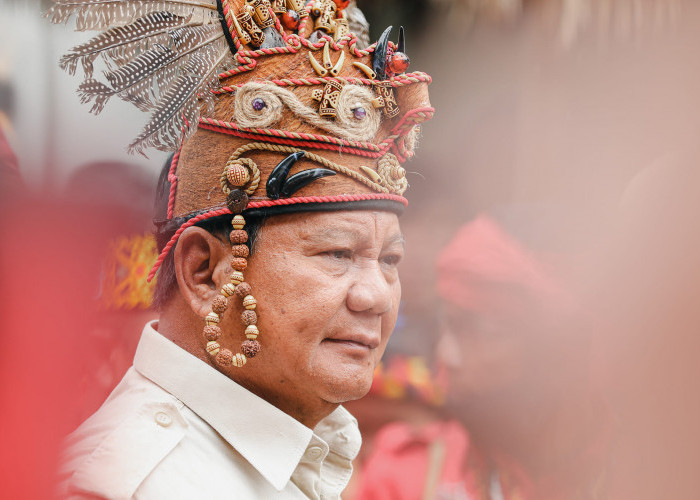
49, 0, 433, 369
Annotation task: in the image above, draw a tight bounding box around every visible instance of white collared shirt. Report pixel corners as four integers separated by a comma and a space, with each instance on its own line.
58, 322, 362, 500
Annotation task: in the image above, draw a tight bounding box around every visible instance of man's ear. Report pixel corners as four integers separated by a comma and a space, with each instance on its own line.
173, 226, 229, 318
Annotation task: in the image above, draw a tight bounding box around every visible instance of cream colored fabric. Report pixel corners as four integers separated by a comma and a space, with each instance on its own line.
58, 321, 362, 500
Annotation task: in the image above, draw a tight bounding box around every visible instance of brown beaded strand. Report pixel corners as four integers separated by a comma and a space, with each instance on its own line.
201, 162, 262, 368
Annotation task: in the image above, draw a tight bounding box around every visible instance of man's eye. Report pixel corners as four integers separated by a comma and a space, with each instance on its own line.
381, 254, 402, 267
328, 250, 352, 260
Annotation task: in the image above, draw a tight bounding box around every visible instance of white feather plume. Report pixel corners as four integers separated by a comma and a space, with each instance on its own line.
49, 0, 234, 154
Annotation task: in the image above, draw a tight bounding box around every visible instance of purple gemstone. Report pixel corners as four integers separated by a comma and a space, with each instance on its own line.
252, 98, 266, 111
353, 107, 366, 119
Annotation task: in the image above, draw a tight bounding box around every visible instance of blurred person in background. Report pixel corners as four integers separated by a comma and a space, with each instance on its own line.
353, 211, 607, 499
60, 161, 159, 427
434, 213, 607, 500
0, 159, 155, 499
590, 152, 700, 500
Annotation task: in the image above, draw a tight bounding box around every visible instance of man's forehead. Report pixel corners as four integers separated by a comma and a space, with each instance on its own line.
267, 210, 403, 242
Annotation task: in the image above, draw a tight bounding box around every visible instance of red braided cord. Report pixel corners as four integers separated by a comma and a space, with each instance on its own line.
166, 147, 181, 219
214, 72, 432, 93
197, 106, 435, 159
247, 193, 408, 208
216, 31, 387, 81
198, 120, 390, 158
147, 207, 231, 282
221, 0, 234, 33
147, 194, 408, 282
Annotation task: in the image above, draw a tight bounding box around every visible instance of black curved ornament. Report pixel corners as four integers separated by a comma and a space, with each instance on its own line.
280, 168, 336, 198
267, 151, 306, 199
216, 0, 239, 57
398, 26, 405, 54
373, 26, 392, 81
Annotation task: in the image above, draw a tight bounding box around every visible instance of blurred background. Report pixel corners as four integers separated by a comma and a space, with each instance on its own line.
2, 0, 700, 498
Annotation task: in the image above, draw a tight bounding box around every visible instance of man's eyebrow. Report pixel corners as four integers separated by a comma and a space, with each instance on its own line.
300, 228, 405, 248
385, 233, 406, 249
300, 226, 363, 243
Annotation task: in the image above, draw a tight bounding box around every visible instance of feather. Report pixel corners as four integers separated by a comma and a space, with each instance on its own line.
74, 43, 179, 113
76, 78, 114, 114
127, 40, 228, 155
47, 0, 218, 31
103, 26, 224, 112
58, 11, 187, 76
103, 19, 218, 67
51, 0, 234, 154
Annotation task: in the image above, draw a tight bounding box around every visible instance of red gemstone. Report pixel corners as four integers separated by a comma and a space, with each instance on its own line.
388, 52, 410, 74
333, 0, 350, 9
281, 9, 301, 30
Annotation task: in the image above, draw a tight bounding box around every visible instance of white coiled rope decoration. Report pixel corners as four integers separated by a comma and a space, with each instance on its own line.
233, 81, 381, 142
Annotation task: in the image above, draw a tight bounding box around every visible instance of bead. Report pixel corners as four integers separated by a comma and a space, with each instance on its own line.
215, 348, 233, 367
281, 9, 300, 30
231, 244, 249, 258
388, 52, 410, 74
231, 215, 246, 230
212, 295, 228, 314
204, 325, 221, 341
243, 295, 257, 310
226, 189, 249, 214
241, 340, 261, 358
241, 309, 257, 326
230, 270, 245, 285
391, 165, 406, 180
221, 283, 236, 297
206, 341, 221, 356
205, 312, 220, 325
232, 353, 247, 367
332, 0, 350, 9
234, 282, 252, 299
245, 325, 259, 338
230, 257, 248, 271
353, 107, 366, 120
225, 164, 250, 187
252, 97, 266, 111
230, 229, 248, 245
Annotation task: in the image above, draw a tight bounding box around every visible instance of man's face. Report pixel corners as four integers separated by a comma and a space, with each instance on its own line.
228, 210, 403, 419
437, 301, 535, 400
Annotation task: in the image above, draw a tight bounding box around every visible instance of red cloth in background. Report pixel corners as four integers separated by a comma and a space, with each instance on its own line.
436, 215, 568, 315
0, 196, 128, 499
354, 420, 490, 500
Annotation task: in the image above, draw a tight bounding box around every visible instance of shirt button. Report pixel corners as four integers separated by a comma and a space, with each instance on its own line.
305, 446, 324, 462
155, 411, 172, 427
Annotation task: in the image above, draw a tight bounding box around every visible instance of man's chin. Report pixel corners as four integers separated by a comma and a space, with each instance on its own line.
317, 369, 374, 405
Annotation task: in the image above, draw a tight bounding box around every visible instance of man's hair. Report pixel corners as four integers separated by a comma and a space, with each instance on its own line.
151, 155, 265, 310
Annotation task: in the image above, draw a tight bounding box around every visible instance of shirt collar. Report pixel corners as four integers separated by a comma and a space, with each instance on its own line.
133, 321, 328, 491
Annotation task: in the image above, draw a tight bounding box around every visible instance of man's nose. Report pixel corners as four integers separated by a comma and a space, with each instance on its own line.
346, 261, 394, 315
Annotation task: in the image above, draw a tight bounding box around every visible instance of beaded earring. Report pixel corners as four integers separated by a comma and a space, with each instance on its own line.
201, 160, 262, 369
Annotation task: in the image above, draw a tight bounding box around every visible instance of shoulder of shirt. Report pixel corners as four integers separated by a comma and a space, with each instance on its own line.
58, 368, 189, 500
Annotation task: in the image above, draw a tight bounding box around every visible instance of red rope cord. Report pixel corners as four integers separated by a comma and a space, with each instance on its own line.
166, 146, 182, 219
197, 105, 435, 159
147, 194, 408, 282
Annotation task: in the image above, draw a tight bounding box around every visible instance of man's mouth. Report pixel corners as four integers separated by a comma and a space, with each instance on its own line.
322, 334, 380, 350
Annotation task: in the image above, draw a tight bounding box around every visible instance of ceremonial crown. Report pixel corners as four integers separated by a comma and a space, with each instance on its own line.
50, 0, 433, 369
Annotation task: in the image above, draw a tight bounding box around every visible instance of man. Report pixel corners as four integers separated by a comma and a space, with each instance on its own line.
49, 0, 433, 498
